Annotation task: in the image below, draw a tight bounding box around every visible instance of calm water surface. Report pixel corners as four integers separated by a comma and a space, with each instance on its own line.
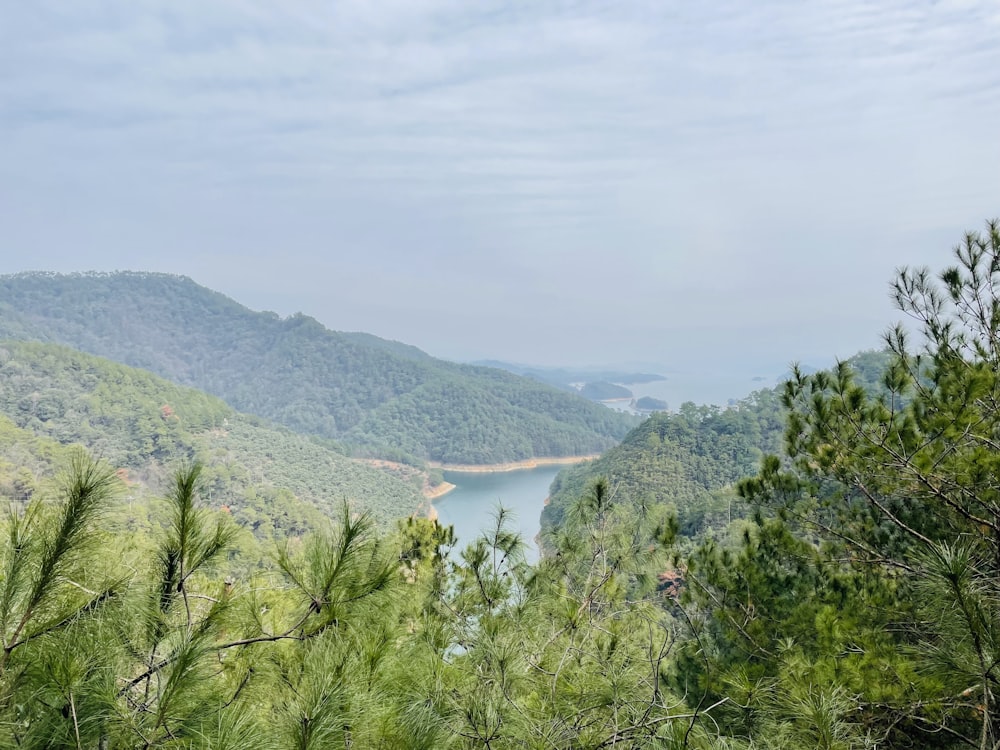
434, 466, 561, 564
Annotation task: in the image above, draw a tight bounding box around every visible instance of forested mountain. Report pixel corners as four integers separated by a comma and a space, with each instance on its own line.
0, 272, 636, 464
0, 340, 426, 534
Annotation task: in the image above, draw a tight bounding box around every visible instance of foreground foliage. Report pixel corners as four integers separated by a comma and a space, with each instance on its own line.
0, 458, 699, 748
681, 220, 1000, 749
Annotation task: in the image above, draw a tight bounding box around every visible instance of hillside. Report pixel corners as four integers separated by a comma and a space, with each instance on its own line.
542, 388, 787, 541
0, 224, 993, 748
0, 272, 636, 464
0, 412, 78, 501
579, 381, 632, 401
541, 349, 893, 542
0, 340, 426, 533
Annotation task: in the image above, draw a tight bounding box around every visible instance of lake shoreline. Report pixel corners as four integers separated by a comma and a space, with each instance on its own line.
429, 455, 599, 474
363, 455, 594, 503
423, 481, 457, 500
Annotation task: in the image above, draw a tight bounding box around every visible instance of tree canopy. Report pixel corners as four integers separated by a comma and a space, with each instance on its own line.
0, 340, 427, 537
679, 219, 1000, 748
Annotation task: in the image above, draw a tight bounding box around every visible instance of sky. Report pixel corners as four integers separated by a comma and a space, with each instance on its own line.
2, 1, 999, 388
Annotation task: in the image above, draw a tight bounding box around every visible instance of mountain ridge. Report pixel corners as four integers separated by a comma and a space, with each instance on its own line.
0, 271, 637, 464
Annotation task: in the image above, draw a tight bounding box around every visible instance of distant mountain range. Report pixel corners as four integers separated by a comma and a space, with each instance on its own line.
0, 272, 636, 465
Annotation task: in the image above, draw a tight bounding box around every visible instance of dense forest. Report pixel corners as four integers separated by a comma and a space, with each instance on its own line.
0, 272, 636, 464
542, 349, 892, 543
2, 220, 1000, 748
542, 387, 787, 541
0, 341, 427, 537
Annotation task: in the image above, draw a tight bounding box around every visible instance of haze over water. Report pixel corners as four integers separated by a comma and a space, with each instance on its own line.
621, 370, 778, 410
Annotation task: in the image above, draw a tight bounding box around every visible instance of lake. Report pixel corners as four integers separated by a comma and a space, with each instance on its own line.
602, 371, 779, 415
433, 466, 562, 564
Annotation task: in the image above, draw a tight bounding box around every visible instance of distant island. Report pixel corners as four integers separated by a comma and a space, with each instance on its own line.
634, 396, 668, 412
579, 381, 633, 401
471, 361, 666, 389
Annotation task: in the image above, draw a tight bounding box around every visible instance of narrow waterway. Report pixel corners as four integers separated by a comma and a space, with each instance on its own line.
433, 466, 562, 564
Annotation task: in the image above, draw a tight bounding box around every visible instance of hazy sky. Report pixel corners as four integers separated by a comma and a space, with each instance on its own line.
2, 1, 998, 379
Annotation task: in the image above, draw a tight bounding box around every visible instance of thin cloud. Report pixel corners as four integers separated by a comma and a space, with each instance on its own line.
1, 0, 998, 381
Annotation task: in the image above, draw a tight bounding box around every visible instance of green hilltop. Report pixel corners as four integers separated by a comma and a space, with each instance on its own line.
0, 271, 636, 465
542, 388, 786, 543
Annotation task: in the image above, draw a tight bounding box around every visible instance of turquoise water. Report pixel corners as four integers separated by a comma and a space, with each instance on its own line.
433, 466, 562, 564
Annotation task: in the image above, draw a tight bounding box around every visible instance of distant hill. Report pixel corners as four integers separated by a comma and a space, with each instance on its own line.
0, 272, 636, 465
634, 395, 668, 411
0, 340, 427, 534
471, 360, 666, 388
579, 381, 632, 401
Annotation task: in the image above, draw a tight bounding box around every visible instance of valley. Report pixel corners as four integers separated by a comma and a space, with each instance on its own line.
1, 227, 998, 748
3, 4, 994, 743
0, 274, 641, 548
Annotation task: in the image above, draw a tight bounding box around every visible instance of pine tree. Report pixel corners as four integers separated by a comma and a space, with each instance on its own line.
701, 220, 1000, 748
